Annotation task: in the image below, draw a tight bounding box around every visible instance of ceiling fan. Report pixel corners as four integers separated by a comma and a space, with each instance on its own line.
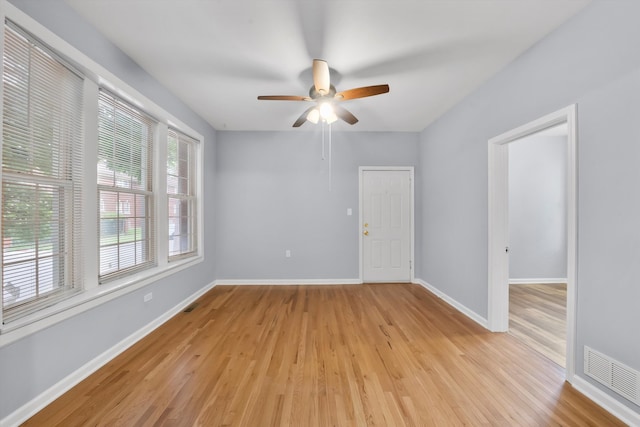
257, 59, 389, 127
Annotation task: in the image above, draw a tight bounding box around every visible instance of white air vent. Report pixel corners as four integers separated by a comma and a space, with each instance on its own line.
585, 346, 640, 405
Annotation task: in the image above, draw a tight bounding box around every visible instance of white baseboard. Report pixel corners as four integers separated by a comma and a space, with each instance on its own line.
1, 281, 217, 427
572, 376, 640, 426
509, 278, 568, 285
214, 279, 362, 286
412, 278, 488, 329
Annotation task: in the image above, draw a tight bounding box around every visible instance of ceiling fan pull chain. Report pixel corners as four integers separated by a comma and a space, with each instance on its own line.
321, 122, 325, 160
329, 122, 332, 192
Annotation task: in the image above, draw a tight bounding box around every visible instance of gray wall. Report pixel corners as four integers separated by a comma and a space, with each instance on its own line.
0, 0, 217, 420
215, 130, 420, 280
419, 0, 640, 412
509, 134, 567, 280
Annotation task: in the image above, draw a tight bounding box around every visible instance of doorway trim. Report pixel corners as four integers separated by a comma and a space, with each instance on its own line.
359, 166, 415, 283
487, 105, 577, 382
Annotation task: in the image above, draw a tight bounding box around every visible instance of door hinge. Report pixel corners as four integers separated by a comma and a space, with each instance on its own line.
409, 260, 412, 269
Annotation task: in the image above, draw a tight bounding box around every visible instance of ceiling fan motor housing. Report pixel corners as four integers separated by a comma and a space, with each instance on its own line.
309, 84, 337, 99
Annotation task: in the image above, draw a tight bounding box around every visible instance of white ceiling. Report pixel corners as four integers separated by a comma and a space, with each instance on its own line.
64, 0, 590, 132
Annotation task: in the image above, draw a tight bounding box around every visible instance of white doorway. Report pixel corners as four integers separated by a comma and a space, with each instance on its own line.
508, 125, 568, 368
488, 105, 577, 381
359, 167, 414, 283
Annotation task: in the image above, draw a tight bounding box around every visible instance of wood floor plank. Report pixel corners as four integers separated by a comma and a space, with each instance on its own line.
509, 283, 567, 367
23, 284, 623, 426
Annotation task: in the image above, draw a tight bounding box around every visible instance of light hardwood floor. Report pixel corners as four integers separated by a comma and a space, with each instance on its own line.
25, 284, 622, 426
509, 283, 567, 367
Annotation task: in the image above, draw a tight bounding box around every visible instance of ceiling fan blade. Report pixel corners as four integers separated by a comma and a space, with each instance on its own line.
335, 84, 389, 101
257, 95, 311, 101
312, 59, 330, 95
293, 106, 317, 127
333, 104, 358, 125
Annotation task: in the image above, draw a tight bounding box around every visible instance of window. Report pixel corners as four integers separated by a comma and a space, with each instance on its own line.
1, 21, 84, 322
167, 129, 197, 260
97, 90, 155, 282
0, 9, 204, 335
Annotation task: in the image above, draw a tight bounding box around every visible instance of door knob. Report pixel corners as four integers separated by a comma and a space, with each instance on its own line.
363, 230, 369, 236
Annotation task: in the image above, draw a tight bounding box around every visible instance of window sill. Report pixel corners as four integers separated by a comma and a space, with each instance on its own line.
0, 255, 203, 348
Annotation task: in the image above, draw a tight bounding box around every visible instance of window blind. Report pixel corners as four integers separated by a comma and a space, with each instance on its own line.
1, 21, 84, 323
98, 90, 155, 282
167, 128, 197, 260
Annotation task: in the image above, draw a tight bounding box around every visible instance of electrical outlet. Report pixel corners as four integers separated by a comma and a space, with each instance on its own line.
144, 292, 153, 303
285, 249, 291, 258
347, 208, 353, 216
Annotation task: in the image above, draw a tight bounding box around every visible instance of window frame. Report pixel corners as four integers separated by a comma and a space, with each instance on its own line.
97, 89, 157, 283
1, 20, 85, 323
0, 2, 204, 345
167, 128, 199, 261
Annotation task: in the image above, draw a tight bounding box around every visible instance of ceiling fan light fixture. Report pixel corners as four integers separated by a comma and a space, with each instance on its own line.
307, 108, 320, 124
319, 102, 334, 120
325, 112, 338, 124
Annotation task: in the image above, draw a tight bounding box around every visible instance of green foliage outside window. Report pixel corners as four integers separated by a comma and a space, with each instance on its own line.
98, 101, 148, 185
2, 182, 58, 248
2, 66, 65, 247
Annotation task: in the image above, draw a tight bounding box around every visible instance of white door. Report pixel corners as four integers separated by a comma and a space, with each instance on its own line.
361, 168, 413, 282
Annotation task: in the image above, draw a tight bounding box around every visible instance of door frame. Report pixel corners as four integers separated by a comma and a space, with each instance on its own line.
487, 104, 577, 381
359, 166, 415, 283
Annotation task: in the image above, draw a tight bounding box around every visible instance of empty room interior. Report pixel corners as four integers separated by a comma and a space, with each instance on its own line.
1, 0, 639, 426
508, 124, 569, 367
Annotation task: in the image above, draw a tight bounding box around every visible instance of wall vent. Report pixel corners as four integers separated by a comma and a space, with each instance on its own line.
584, 346, 640, 406
183, 303, 198, 313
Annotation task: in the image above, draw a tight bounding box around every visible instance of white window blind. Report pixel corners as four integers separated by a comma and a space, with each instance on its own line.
98, 90, 155, 282
1, 21, 84, 323
167, 128, 197, 260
